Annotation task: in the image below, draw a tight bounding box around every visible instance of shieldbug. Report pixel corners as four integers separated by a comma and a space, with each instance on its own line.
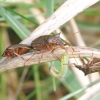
25, 33, 70, 63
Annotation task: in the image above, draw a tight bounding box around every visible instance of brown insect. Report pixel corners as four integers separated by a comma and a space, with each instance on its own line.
25, 33, 70, 64
2, 44, 31, 62
31, 33, 67, 50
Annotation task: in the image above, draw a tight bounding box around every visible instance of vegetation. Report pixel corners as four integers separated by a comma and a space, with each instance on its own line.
0, 0, 100, 100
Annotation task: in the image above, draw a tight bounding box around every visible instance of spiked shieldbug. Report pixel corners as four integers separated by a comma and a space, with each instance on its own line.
25, 33, 69, 64
31, 33, 66, 50
2, 44, 31, 61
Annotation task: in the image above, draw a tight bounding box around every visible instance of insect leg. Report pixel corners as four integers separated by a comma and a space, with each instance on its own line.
87, 53, 94, 66
79, 57, 86, 65
64, 43, 79, 64
6, 56, 11, 64
13, 52, 24, 60
24, 52, 36, 66
51, 48, 61, 61
38, 50, 48, 63
24, 50, 48, 66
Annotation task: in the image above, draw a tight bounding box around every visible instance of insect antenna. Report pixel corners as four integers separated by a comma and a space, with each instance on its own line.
61, 32, 79, 64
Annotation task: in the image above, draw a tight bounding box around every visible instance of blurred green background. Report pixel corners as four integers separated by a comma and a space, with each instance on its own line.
0, 0, 100, 100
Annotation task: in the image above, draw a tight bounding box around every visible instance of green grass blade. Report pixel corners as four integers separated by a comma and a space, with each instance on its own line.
32, 65, 42, 100
46, 0, 54, 17
82, 8, 100, 16
0, 0, 6, 4
0, 6, 30, 39
92, 94, 100, 100
0, 29, 7, 100
0, 14, 35, 21
6, 8, 39, 26
1, 73, 6, 100
77, 20, 100, 31
3, 2, 44, 8
26, 90, 36, 100
59, 79, 100, 100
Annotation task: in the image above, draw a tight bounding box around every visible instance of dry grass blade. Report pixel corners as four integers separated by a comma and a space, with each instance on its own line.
21, 0, 99, 45
0, 46, 100, 74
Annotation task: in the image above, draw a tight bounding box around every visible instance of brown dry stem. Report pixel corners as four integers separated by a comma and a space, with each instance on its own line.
0, 46, 100, 74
